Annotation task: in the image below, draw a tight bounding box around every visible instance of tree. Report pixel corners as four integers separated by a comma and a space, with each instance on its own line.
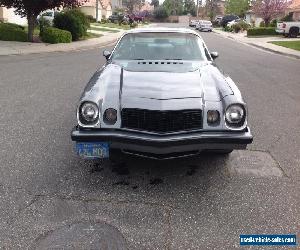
205, 0, 219, 20
0, 0, 85, 42
151, 0, 160, 8
123, 0, 145, 13
252, 0, 289, 26
153, 6, 169, 19
163, 0, 184, 15
225, 0, 249, 17
183, 0, 196, 16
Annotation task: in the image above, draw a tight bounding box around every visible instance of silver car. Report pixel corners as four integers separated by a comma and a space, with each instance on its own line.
71, 28, 253, 160
196, 20, 213, 32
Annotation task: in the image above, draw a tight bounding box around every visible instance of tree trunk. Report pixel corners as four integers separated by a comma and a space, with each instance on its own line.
264, 18, 270, 27
27, 14, 36, 42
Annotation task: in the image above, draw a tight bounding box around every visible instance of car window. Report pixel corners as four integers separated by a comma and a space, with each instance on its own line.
112, 32, 207, 61
42, 12, 53, 17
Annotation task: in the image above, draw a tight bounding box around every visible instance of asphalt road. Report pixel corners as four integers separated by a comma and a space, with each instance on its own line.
0, 26, 299, 249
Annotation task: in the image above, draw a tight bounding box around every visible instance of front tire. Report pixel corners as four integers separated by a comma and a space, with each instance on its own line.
289, 27, 299, 38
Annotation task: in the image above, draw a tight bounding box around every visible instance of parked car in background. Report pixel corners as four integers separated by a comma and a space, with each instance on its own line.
189, 20, 198, 27
214, 15, 223, 25
276, 21, 300, 38
108, 14, 127, 23
71, 28, 253, 160
37, 10, 59, 25
220, 15, 239, 28
196, 20, 213, 32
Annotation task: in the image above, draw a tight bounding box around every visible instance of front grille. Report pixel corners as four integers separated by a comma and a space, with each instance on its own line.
121, 109, 202, 133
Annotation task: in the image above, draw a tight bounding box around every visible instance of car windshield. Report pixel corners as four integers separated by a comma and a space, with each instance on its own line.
111, 32, 207, 61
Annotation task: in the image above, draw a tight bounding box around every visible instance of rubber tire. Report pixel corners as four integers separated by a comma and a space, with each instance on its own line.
289, 27, 299, 38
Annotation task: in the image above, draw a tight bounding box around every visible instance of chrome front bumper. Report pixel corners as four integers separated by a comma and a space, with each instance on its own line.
71, 127, 253, 157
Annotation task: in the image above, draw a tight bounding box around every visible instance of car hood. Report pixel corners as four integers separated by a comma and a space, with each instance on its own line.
81, 63, 233, 110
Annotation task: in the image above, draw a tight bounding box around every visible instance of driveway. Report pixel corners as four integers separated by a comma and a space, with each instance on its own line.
0, 26, 299, 249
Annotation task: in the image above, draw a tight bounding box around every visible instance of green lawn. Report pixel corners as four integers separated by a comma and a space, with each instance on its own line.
89, 26, 120, 33
91, 22, 131, 30
80, 32, 103, 40
269, 41, 300, 51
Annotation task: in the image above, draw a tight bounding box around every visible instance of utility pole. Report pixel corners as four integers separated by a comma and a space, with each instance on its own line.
196, 0, 199, 17
96, 0, 99, 21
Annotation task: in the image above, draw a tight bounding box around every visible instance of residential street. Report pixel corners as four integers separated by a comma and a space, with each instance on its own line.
0, 25, 299, 249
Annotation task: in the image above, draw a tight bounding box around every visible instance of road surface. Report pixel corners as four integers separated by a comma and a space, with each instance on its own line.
0, 26, 299, 249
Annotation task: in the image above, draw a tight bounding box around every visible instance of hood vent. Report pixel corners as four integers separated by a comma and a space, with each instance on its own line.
137, 61, 184, 65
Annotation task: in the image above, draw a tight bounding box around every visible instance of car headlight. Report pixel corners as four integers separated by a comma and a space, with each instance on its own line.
104, 108, 117, 124
225, 104, 246, 127
79, 102, 99, 125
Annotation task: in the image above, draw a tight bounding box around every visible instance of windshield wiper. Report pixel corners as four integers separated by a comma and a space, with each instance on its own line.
132, 58, 145, 60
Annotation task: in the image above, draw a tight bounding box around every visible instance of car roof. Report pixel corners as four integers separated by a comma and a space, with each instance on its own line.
125, 28, 203, 39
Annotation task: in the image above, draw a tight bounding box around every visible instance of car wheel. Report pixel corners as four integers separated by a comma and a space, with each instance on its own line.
289, 27, 299, 38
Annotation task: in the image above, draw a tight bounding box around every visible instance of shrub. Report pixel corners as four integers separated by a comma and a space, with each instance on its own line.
0, 23, 27, 42
130, 22, 138, 28
232, 23, 242, 33
153, 6, 169, 19
247, 27, 277, 36
86, 15, 96, 23
101, 17, 107, 24
38, 17, 51, 37
67, 9, 90, 30
41, 27, 72, 43
259, 21, 265, 27
269, 19, 277, 27
53, 9, 89, 41
240, 21, 251, 30
224, 25, 233, 32
2, 22, 25, 30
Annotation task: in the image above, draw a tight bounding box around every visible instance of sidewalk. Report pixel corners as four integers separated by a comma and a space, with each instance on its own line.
0, 31, 123, 56
213, 29, 300, 59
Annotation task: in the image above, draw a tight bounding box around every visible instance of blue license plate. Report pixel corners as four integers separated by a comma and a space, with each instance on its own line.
76, 142, 109, 159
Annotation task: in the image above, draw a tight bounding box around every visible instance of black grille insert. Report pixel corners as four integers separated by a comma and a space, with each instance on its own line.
121, 109, 202, 133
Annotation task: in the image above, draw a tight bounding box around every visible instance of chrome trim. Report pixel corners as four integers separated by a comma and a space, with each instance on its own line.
77, 101, 100, 128
121, 149, 200, 160
224, 103, 248, 131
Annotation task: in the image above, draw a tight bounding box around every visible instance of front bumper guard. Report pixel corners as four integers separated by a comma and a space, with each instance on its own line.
71, 127, 253, 156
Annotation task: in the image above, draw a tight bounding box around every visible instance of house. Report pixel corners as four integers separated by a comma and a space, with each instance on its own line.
0, 7, 27, 25
245, 10, 263, 27
286, 0, 300, 21
79, 0, 112, 21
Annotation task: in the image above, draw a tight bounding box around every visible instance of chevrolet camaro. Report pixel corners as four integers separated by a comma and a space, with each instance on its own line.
71, 28, 253, 160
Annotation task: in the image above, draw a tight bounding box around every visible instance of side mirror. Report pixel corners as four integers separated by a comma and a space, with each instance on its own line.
103, 50, 111, 60
210, 51, 219, 60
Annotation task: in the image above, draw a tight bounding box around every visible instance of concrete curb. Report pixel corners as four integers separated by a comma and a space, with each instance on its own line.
246, 43, 300, 60
0, 34, 121, 56
213, 30, 300, 60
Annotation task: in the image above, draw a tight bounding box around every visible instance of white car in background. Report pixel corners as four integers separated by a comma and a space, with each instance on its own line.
276, 21, 300, 37
189, 20, 199, 27
196, 20, 213, 32
37, 10, 59, 25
